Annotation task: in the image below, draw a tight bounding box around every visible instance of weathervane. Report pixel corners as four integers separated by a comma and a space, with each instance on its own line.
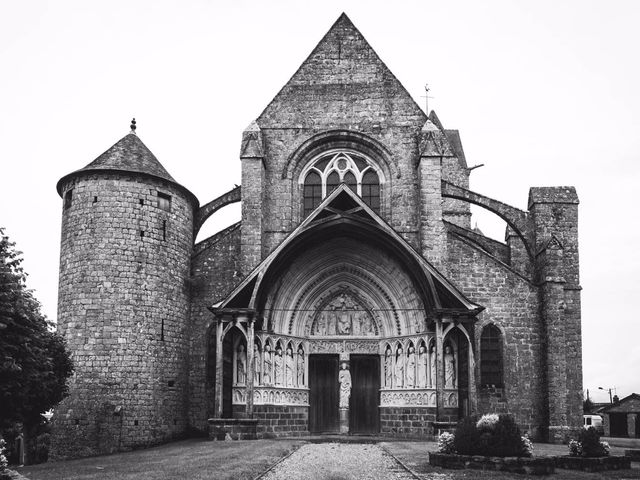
421, 84, 433, 114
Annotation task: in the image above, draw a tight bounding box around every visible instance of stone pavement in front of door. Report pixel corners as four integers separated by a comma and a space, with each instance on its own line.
260, 442, 419, 480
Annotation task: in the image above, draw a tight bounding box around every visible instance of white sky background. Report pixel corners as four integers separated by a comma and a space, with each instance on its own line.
1, 0, 638, 405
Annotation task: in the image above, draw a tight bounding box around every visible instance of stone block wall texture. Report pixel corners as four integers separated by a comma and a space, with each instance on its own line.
188, 224, 242, 432
252, 406, 310, 438
447, 233, 546, 438
50, 173, 193, 459
379, 407, 437, 438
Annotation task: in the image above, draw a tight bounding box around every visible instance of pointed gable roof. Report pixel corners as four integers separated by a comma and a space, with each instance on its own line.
214, 184, 483, 317
57, 133, 198, 206
258, 13, 426, 129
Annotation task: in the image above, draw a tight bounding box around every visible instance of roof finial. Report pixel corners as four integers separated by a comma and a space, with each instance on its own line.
130, 118, 137, 134
421, 84, 433, 114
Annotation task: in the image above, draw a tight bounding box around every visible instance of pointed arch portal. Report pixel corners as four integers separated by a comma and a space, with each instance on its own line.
208, 186, 483, 433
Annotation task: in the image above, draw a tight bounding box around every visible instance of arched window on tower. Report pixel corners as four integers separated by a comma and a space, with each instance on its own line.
303, 171, 322, 217
300, 150, 383, 217
480, 324, 503, 388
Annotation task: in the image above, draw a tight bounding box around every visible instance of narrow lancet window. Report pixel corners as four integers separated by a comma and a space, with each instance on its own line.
480, 324, 503, 388
303, 171, 322, 217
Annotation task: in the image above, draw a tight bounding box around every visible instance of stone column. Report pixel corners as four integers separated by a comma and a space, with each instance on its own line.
603, 414, 611, 437
435, 320, 445, 421
214, 317, 224, 418
467, 334, 477, 415
245, 315, 255, 418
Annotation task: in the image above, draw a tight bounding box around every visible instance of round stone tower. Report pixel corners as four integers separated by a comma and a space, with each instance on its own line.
50, 122, 198, 459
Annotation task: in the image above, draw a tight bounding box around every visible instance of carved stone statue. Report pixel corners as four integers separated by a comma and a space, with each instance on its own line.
384, 347, 392, 387
406, 345, 416, 388
395, 346, 404, 388
236, 344, 246, 384
263, 344, 272, 385
296, 347, 305, 386
274, 347, 283, 385
254, 344, 262, 385
417, 344, 427, 388
337, 310, 351, 335
328, 312, 337, 335
444, 344, 456, 388
338, 362, 352, 408
285, 347, 294, 387
316, 314, 327, 335
429, 345, 436, 387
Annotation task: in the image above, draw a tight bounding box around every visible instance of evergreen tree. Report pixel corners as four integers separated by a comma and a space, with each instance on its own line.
0, 228, 73, 433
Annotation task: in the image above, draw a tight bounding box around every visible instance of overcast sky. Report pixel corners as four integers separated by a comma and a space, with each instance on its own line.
1, 0, 638, 404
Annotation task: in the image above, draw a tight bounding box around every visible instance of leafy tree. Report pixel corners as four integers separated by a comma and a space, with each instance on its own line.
0, 228, 73, 457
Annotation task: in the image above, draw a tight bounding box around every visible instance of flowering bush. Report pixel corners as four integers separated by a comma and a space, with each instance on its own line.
0, 439, 8, 471
568, 439, 583, 457
438, 432, 456, 453
453, 414, 532, 457
568, 427, 609, 457
521, 436, 534, 456
476, 413, 500, 431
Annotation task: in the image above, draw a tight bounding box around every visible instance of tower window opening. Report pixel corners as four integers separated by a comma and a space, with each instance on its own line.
158, 192, 172, 212
93, 196, 98, 204
140, 230, 145, 238
162, 220, 167, 241
300, 150, 382, 217
139, 198, 144, 206
64, 189, 73, 210
161, 317, 165, 341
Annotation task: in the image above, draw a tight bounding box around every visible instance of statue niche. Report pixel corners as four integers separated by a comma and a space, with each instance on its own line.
309, 292, 377, 337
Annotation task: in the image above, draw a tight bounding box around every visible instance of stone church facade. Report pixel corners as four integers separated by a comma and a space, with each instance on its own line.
51, 14, 582, 458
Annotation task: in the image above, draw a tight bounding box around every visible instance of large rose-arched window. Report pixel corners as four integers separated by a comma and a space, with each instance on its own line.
301, 150, 382, 217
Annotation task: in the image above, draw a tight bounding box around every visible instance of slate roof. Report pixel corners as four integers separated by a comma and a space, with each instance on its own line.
57, 132, 198, 206
79, 133, 175, 182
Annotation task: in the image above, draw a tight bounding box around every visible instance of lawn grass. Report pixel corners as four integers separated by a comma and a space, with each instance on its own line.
381, 441, 640, 480
17, 438, 305, 480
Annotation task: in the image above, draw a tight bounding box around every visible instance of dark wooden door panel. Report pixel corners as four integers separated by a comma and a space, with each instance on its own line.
350, 355, 380, 434
309, 354, 339, 433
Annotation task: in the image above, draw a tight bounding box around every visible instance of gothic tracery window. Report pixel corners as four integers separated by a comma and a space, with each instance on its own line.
301, 150, 382, 216
480, 323, 504, 388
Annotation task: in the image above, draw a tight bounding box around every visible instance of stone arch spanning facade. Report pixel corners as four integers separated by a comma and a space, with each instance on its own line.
441, 180, 534, 260
262, 236, 422, 337
193, 185, 241, 237
283, 130, 398, 180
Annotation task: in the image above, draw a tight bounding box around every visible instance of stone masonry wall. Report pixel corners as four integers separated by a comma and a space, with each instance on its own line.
446, 233, 545, 439
189, 224, 242, 432
379, 407, 438, 438
252, 406, 310, 438
51, 173, 193, 459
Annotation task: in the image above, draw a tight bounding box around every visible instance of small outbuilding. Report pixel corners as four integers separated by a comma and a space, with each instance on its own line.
601, 393, 640, 438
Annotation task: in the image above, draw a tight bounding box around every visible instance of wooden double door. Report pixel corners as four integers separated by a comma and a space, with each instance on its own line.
308, 354, 379, 434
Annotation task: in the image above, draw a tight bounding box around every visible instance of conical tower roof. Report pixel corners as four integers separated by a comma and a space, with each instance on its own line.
57, 130, 198, 207
258, 13, 426, 129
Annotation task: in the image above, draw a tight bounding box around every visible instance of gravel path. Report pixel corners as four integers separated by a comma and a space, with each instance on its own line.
261, 442, 417, 480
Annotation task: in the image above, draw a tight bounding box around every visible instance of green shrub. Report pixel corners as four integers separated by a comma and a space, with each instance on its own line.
452, 414, 531, 457
453, 415, 481, 455
576, 427, 608, 457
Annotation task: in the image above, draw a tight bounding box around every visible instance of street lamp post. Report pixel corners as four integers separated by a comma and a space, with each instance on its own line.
598, 386, 613, 403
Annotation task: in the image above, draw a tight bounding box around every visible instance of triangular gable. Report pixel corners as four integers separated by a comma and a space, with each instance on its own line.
216, 184, 483, 316
257, 13, 426, 129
